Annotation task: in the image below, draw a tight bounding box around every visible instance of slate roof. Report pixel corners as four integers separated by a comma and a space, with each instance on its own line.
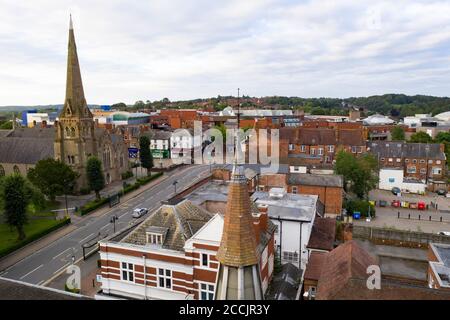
280, 127, 365, 146
147, 130, 172, 141
7, 127, 55, 139
0, 277, 91, 300
368, 141, 446, 160
121, 199, 213, 251
307, 218, 336, 251
266, 263, 302, 300
288, 173, 343, 188
0, 137, 54, 164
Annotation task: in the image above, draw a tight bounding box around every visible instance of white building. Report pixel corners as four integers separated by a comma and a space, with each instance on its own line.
251, 188, 319, 270
363, 114, 395, 126
379, 168, 426, 194
170, 128, 202, 164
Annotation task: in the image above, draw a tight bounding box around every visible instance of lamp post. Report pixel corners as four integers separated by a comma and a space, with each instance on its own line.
110, 215, 119, 233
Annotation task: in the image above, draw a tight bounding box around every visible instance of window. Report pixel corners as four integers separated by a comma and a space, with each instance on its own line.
328, 145, 334, 153
201, 253, 209, 267
300, 145, 306, 152
428, 160, 433, 164
388, 158, 393, 162
121, 262, 134, 282
389, 178, 395, 183
0, 165, 4, 177
436, 160, 441, 165
351, 146, 357, 153
292, 186, 298, 194
419, 159, 425, 164
412, 159, 417, 164
396, 158, 401, 163
147, 233, 162, 244
199, 283, 214, 300
432, 167, 442, 175
157, 268, 172, 289
282, 251, 299, 263
288, 144, 295, 151
318, 148, 324, 156
310, 148, 316, 155
420, 168, 427, 174
405, 159, 409, 163
407, 166, 416, 174
380, 158, 385, 161
13, 165, 20, 175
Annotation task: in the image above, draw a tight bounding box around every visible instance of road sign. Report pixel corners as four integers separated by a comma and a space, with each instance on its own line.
128, 147, 139, 158
353, 211, 361, 220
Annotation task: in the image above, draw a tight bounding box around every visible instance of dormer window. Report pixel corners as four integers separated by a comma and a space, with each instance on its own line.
145, 226, 168, 245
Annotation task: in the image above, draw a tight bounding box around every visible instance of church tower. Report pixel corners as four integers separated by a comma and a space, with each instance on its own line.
54, 16, 97, 188
214, 161, 264, 300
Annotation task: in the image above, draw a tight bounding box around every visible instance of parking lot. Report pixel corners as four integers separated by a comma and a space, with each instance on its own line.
353, 189, 450, 234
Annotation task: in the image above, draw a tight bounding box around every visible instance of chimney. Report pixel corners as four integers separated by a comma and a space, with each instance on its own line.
343, 223, 353, 242
41, 120, 47, 128
439, 143, 445, 153
257, 204, 269, 233
252, 213, 261, 244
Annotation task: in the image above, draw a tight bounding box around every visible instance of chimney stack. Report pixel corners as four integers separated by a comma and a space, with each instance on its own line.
343, 223, 353, 242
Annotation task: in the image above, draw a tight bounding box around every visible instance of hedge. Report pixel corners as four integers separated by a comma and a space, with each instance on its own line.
80, 197, 109, 216
0, 217, 71, 258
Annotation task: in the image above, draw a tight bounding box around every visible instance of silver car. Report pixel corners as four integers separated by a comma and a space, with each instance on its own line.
132, 208, 148, 218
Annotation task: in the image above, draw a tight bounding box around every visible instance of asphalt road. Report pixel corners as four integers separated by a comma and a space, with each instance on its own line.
0, 164, 213, 285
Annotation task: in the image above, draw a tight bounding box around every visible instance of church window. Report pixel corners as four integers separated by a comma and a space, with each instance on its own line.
13, 165, 20, 175
65, 127, 70, 137
71, 127, 76, 137
0, 165, 5, 176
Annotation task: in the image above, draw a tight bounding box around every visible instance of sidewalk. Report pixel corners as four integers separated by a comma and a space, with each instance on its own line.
0, 171, 169, 272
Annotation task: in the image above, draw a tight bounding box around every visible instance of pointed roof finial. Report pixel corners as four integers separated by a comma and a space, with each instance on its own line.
69, 14, 73, 30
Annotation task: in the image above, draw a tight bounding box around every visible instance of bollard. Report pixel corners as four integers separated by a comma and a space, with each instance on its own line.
429, 215, 431, 221
408, 214, 410, 219
398, 211, 400, 219
418, 214, 421, 220
440, 217, 443, 222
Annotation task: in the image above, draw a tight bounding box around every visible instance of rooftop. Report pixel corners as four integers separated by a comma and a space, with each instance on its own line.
307, 218, 336, 251
288, 173, 343, 188
368, 141, 446, 160
429, 243, 450, 288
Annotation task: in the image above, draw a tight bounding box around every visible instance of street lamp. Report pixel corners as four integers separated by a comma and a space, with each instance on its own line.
110, 215, 119, 233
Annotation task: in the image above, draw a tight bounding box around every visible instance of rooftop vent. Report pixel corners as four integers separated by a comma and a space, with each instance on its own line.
269, 188, 286, 199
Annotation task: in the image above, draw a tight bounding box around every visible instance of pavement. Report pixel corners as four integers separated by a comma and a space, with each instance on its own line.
0, 164, 214, 285
353, 189, 450, 233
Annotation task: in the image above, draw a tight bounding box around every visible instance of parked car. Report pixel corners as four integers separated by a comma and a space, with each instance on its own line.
379, 200, 387, 207
417, 201, 426, 210
391, 187, 401, 195
409, 203, 417, 209
391, 200, 400, 207
132, 208, 148, 218
436, 189, 447, 196
437, 231, 450, 236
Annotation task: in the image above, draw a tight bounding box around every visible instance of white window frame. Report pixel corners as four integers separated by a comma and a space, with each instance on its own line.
201, 253, 209, 267
301, 145, 306, 152
157, 268, 172, 289
121, 262, 134, 282
199, 282, 215, 300
147, 233, 163, 245
328, 145, 334, 153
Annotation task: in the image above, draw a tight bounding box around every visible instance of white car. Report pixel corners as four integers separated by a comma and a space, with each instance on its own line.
437, 231, 450, 236
132, 208, 148, 218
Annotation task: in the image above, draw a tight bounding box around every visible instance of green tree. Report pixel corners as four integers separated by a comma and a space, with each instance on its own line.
139, 136, 153, 175
86, 157, 105, 200
409, 131, 432, 143
27, 158, 78, 202
0, 121, 12, 130
335, 151, 378, 199
0, 175, 39, 240
391, 126, 405, 141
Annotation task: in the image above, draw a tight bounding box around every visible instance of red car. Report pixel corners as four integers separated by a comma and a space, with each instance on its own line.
418, 202, 426, 210
391, 200, 400, 207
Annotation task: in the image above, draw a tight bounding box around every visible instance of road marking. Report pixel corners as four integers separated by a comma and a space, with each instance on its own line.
52, 247, 72, 260
37, 280, 45, 286
100, 224, 109, 231
20, 264, 43, 280
53, 262, 70, 275
79, 233, 95, 244
118, 212, 128, 219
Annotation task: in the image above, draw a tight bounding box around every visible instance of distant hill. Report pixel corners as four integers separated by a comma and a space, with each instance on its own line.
0, 104, 100, 113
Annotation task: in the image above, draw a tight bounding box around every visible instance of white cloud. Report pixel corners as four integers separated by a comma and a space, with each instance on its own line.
1, 0, 450, 105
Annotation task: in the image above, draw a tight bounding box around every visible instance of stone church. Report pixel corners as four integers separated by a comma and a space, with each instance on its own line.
0, 17, 129, 189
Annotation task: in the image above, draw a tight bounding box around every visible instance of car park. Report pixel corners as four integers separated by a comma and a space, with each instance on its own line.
132, 208, 148, 218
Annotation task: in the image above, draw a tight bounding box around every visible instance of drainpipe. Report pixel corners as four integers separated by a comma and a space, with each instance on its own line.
143, 254, 147, 300
299, 222, 303, 269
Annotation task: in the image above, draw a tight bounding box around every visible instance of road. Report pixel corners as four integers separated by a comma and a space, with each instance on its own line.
0, 164, 213, 285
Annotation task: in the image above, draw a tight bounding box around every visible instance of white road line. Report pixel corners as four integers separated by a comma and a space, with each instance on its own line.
118, 212, 128, 219
37, 280, 45, 286
52, 247, 71, 260
100, 224, 109, 231
53, 262, 70, 275
79, 233, 95, 244
20, 264, 43, 280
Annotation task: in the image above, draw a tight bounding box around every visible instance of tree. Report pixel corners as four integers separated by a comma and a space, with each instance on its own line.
335, 151, 378, 199
0, 175, 41, 240
409, 131, 432, 143
139, 136, 153, 175
86, 157, 105, 200
27, 158, 78, 202
391, 126, 405, 141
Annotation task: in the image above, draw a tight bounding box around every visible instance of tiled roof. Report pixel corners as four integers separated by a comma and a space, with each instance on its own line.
0, 137, 54, 164
121, 199, 212, 251
216, 164, 259, 267
304, 251, 326, 281
316, 240, 378, 300
288, 173, 343, 188
280, 127, 365, 146
0, 277, 90, 300
7, 127, 55, 139
307, 218, 336, 251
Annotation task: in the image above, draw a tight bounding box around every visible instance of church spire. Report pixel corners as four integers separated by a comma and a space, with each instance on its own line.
62, 15, 89, 118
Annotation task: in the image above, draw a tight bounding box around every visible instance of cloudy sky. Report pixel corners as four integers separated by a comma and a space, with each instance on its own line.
1, 0, 450, 105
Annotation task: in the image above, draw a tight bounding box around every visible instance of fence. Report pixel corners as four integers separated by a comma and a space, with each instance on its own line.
353, 225, 450, 248
397, 211, 450, 223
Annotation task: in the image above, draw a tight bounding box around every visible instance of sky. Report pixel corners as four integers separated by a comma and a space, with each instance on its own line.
2, 0, 450, 105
